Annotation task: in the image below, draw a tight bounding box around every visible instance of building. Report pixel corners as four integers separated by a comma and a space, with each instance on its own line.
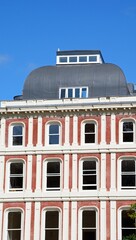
0, 50, 136, 240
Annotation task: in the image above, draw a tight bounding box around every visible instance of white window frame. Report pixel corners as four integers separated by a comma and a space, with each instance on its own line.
79, 158, 98, 191
81, 120, 97, 145
6, 159, 25, 192
3, 208, 24, 240
78, 207, 98, 240
118, 207, 136, 240
119, 119, 135, 144
59, 87, 88, 99
43, 159, 62, 191
9, 123, 25, 147
118, 157, 136, 190
41, 208, 61, 240
46, 121, 61, 146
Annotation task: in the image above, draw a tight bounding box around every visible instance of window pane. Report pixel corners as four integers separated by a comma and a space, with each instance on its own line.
13, 137, 23, 146
68, 88, 73, 98
49, 135, 59, 144
47, 162, 60, 174
83, 161, 96, 170
45, 230, 58, 240
85, 124, 95, 133
47, 177, 60, 189
69, 56, 77, 62
59, 57, 67, 63
83, 211, 96, 228
89, 56, 97, 62
123, 122, 133, 132
75, 88, 80, 98
13, 126, 22, 135
8, 230, 21, 240
60, 89, 66, 98
10, 163, 23, 174
45, 211, 59, 228
79, 56, 87, 62
49, 125, 59, 134
85, 134, 95, 143
123, 133, 133, 142
8, 212, 21, 229
122, 175, 135, 187
83, 230, 96, 240
81, 88, 87, 98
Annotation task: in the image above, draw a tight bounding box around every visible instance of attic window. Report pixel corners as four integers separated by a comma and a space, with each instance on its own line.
59, 87, 88, 99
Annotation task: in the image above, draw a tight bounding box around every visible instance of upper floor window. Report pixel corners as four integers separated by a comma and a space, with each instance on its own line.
43, 209, 61, 240
59, 87, 88, 99
80, 159, 98, 190
7, 160, 25, 192
4, 209, 23, 240
121, 209, 136, 239
9, 123, 24, 146
82, 121, 97, 144
47, 123, 61, 145
121, 159, 136, 190
122, 121, 134, 143
79, 209, 97, 240
44, 160, 61, 191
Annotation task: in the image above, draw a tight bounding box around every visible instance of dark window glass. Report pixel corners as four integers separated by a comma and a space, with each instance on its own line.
121, 160, 136, 189
123, 122, 134, 142
68, 88, 73, 98
75, 88, 80, 98
12, 125, 23, 146
45, 211, 59, 240
82, 210, 96, 240
8, 212, 21, 240
89, 56, 97, 62
59, 57, 67, 63
10, 163, 23, 190
60, 89, 66, 98
49, 124, 59, 144
69, 57, 77, 62
122, 210, 136, 238
82, 88, 87, 98
47, 162, 60, 190
79, 56, 87, 62
83, 161, 97, 190
85, 123, 95, 143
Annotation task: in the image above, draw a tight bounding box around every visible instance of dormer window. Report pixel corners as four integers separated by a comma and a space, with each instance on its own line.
59, 87, 88, 99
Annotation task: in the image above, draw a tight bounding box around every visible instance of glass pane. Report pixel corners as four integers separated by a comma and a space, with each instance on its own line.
47, 162, 60, 173
69, 56, 77, 62
122, 160, 135, 172
49, 135, 59, 144
45, 211, 59, 228
13, 136, 23, 145
10, 177, 23, 189
83, 161, 96, 171
68, 89, 73, 98
8, 230, 21, 240
82, 211, 96, 228
45, 230, 58, 240
75, 88, 80, 98
83, 175, 96, 185
8, 212, 21, 229
47, 176, 60, 189
89, 56, 97, 62
122, 175, 135, 187
13, 126, 22, 135
82, 88, 87, 98
49, 125, 59, 134
85, 124, 95, 133
123, 133, 133, 142
85, 134, 95, 143
83, 229, 96, 240
60, 89, 65, 98
10, 163, 23, 174
122, 210, 135, 228
79, 56, 87, 62
123, 122, 133, 132
59, 57, 67, 63
122, 229, 136, 239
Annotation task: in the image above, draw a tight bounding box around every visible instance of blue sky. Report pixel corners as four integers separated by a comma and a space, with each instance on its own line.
0, 0, 136, 100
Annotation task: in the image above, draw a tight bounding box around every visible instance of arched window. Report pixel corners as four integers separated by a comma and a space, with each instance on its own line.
46, 122, 61, 145
9, 123, 24, 146
120, 120, 135, 143
120, 159, 136, 189
119, 208, 136, 239
81, 121, 97, 144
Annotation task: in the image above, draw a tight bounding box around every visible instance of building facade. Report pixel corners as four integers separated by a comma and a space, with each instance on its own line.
0, 50, 136, 240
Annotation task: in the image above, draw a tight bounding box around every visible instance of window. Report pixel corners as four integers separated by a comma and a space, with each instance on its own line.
122, 121, 134, 143
69, 56, 77, 62
80, 209, 97, 240
121, 159, 136, 189
10, 124, 24, 146
89, 56, 97, 62
5, 210, 23, 240
7, 160, 25, 191
121, 209, 136, 239
59, 87, 88, 99
59, 57, 67, 63
43, 210, 60, 240
79, 56, 87, 62
45, 160, 61, 191
84, 122, 96, 144
48, 123, 60, 145
80, 159, 97, 190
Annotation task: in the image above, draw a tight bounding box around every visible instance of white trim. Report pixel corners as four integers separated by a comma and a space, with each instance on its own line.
100, 153, 106, 191
72, 154, 77, 191
34, 202, 41, 240
63, 202, 69, 240
110, 201, 116, 240
35, 155, 42, 192
64, 154, 69, 191
71, 201, 77, 240
72, 115, 78, 146
64, 115, 70, 146
100, 113, 106, 144
59, 86, 88, 99
0, 203, 3, 239
110, 153, 116, 191
26, 155, 32, 192
100, 201, 106, 240
27, 116, 33, 147
0, 156, 4, 192
0, 117, 5, 147
37, 115, 42, 146
24, 202, 31, 240
110, 113, 116, 144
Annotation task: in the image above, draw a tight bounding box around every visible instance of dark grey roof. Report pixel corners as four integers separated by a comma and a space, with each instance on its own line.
23, 63, 130, 100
